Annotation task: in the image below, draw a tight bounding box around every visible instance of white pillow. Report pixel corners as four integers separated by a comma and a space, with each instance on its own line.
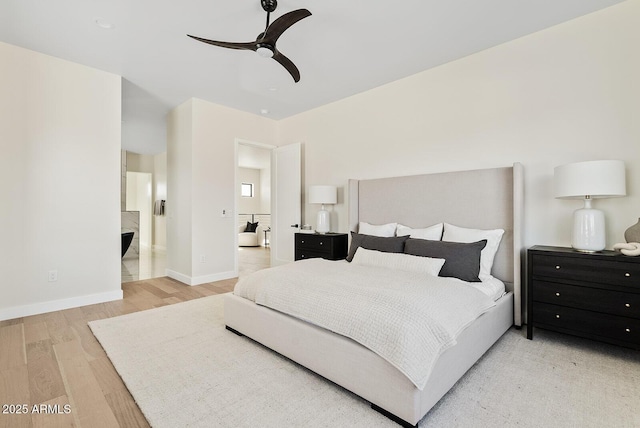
442, 223, 504, 281
351, 247, 445, 277
358, 222, 397, 237
396, 223, 443, 240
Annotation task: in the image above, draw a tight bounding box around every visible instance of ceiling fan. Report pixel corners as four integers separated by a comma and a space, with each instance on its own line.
187, 0, 311, 82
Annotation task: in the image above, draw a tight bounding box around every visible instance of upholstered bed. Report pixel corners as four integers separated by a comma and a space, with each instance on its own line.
224, 163, 524, 427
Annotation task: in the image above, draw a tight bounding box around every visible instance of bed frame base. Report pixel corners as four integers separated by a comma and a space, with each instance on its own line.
225, 325, 244, 336
371, 404, 417, 428
224, 292, 513, 425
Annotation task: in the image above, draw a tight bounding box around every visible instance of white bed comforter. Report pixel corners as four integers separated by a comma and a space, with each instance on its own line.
234, 258, 496, 390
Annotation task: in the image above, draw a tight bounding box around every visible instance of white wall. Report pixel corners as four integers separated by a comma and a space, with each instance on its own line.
167, 98, 277, 284
126, 171, 152, 248
278, 1, 640, 250
154, 152, 168, 249
126, 151, 168, 249
0, 42, 122, 320
259, 166, 271, 213
238, 167, 261, 214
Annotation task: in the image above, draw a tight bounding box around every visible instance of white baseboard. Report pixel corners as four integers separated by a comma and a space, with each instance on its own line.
166, 269, 236, 286
0, 289, 123, 322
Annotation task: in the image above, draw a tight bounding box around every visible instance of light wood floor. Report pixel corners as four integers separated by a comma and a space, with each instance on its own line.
0, 276, 237, 428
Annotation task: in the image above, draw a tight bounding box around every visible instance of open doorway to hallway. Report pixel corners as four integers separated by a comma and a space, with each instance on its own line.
121, 150, 168, 283
236, 140, 274, 277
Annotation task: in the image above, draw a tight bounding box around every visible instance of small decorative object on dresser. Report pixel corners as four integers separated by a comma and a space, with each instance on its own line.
527, 246, 640, 350
624, 218, 640, 243
294, 232, 348, 261
613, 242, 640, 256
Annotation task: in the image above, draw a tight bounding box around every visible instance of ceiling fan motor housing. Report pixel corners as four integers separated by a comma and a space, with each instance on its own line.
261, 0, 277, 13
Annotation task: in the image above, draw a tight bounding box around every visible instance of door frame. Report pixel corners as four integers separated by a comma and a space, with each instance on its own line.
234, 138, 277, 276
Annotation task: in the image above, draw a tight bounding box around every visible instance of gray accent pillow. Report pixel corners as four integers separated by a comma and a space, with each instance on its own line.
404, 238, 487, 282
347, 232, 409, 262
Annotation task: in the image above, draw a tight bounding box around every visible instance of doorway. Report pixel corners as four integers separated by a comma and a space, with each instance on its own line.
235, 140, 275, 277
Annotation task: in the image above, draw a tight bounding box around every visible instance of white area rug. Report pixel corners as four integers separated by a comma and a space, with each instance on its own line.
89, 294, 640, 428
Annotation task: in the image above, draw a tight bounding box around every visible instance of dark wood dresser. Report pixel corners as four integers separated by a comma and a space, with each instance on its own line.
527, 245, 640, 349
294, 233, 348, 261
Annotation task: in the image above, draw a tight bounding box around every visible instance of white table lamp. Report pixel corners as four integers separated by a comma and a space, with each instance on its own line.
554, 160, 626, 252
309, 185, 337, 234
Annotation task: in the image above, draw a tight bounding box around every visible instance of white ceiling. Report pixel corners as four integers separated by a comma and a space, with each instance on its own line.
0, 0, 625, 155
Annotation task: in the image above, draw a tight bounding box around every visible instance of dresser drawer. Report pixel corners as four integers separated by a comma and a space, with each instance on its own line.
532, 254, 640, 287
533, 302, 640, 345
532, 280, 640, 319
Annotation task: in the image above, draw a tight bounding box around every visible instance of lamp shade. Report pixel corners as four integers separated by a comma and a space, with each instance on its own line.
309, 185, 337, 204
554, 160, 626, 199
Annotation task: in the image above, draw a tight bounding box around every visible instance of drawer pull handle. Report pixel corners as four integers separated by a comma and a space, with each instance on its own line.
555, 292, 561, 297
555, 265, 561, 270
626, 303, 631, 308
625, 273, 631, 277
301, 255, 305, 258
301, 240, 305, 244
555, 314, 560, 319
320, 242, 323, 245
626, 328, 631, 333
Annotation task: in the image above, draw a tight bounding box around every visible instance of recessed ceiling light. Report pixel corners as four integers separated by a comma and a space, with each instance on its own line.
95, 19, 115, 30
260, 109, 269, 115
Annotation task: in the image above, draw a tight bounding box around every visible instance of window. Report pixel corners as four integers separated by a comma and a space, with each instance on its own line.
241, 183, 254, 198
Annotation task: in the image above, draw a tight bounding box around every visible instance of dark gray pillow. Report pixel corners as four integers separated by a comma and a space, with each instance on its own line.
404, 238, 487, 282
245, 221, 258, 232
347, 232, 409, 262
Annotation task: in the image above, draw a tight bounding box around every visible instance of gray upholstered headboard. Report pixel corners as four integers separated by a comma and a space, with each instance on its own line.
348, 163, 524, 326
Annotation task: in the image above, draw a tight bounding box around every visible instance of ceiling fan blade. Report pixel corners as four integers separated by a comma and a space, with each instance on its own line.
187, 35, 257, 51
272, 50, 301, 82
262, 9, 311, 44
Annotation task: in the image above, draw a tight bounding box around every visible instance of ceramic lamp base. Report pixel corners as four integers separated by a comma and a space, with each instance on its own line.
316, 209, 330, 234
572, 200, 605, 252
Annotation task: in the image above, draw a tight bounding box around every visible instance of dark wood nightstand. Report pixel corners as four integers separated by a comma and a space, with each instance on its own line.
527, 245, 640, 349
295, 233, 348, 261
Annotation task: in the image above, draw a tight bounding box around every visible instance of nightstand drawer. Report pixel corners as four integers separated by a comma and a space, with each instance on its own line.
532, 254, 640, 287
532, 280, 640, 319
295, 250, 328, 260
533, 302, 640, 345
295, 235, 332, 251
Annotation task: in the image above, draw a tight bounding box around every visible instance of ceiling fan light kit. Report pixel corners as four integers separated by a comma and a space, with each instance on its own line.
187, 0, 311, 82
256, 46, 274, 58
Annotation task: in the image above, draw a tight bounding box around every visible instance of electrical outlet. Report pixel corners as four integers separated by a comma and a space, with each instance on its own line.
48, 270, 58, 282
200, 255, 206, 263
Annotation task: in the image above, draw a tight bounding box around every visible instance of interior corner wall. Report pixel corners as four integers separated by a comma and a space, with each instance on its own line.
277, 0, 640, 250
167, 98, 277, 285
166, 100, 194, 281
0, 42, 122, 320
